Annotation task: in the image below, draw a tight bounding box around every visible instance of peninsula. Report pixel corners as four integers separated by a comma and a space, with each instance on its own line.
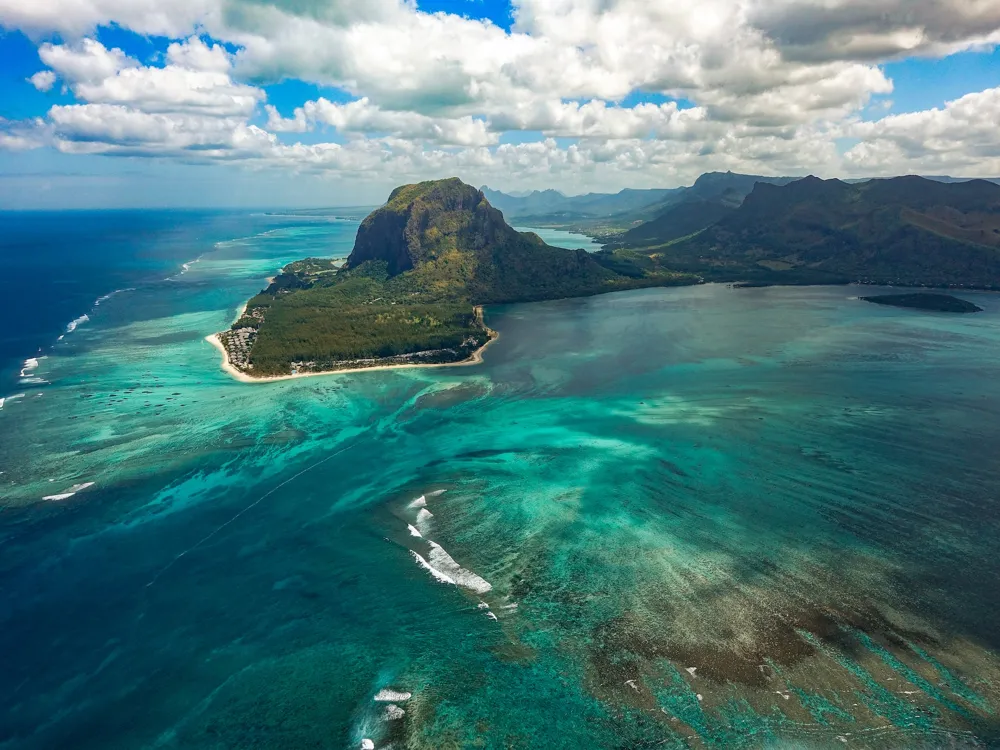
212, 174, 1000, 380
211, 178, 696, 379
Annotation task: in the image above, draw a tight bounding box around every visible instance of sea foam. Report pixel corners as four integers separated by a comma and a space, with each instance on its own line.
66, 314, 90, 333
384, 705, 405, 721
427, 542, 492, 594
408, 495, 427, 508
166, 256, 202, 281
415, 507, 434, 533
410, 551, 457, 586
19, 358, 47, 385
42, 482, 94, 501
94, 288, 134, 306
407, 524, 422, 538
0, 393, 25, 411
374, 689, 411, 702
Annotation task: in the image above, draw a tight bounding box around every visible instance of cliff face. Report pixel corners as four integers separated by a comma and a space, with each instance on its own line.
343, 178, 630, 304
347, 178, 509, 276
348, 203, 415, 276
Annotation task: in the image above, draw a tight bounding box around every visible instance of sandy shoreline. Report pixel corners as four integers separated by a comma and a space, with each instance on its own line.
207, 305, 498, 384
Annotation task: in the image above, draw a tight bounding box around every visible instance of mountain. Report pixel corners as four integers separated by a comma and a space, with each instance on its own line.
616, 172, 800, 247
919, 176, 1000, 186
346, 178, 640, 304
663, 175, 1000, 287
616, 198, 734, 247
680, 171, 801, 203
480, 185, 682, 221
480, 187, 570, 218
216, 178, 696, 377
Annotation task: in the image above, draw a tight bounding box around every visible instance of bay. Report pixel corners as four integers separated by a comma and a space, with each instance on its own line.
514, 225, 604, 250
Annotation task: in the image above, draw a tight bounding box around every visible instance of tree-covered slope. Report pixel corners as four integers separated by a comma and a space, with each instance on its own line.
662, 176, 1000, 287
614, 172, 800, 248
615, 198, 735, 247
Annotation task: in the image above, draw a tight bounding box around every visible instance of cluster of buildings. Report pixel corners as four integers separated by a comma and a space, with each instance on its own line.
220, 327, 257, 371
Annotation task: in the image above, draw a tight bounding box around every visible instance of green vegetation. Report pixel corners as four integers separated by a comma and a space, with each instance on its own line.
860, 293, 983, 313
608, 172, 799, 249
244, 267, 487, 376
217, 177, 698, 377
636, 176, 1000, 289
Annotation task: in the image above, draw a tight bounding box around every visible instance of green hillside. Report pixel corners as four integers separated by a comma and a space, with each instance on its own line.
657, 176, 1000, 287
613, 172, 800, 248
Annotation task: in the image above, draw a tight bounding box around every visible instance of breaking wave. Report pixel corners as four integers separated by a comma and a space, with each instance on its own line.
374, 689, 411, 702
18, 358, 48, 385
94, 288, 134, 306
19, 358, 39, 378
0, 394, 25, 411
66, 314, 90, 334
410, 550, 457, 586
427, 542, 492, 594
166, 256, 203, 281
42, 481, 95, 502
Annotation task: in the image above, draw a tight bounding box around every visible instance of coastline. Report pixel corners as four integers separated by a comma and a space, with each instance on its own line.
207, 305, 498, 384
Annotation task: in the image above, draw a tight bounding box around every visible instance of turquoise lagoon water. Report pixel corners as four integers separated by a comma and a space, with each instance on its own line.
2, 215, 1000, 748
513, 226, 604, 250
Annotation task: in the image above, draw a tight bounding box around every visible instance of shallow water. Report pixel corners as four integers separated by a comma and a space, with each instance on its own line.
513, 225, 603, 250
2, 214, 1000, 748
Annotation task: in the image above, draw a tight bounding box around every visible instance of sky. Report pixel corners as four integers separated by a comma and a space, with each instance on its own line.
1, 0, 1000, 208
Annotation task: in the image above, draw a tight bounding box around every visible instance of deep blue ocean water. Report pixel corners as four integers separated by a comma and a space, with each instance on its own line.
0, 212, 236, 388
2, 211, 1000, 748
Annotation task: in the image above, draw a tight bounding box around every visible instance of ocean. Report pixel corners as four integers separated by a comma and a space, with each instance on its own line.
2, 211, 1000, 748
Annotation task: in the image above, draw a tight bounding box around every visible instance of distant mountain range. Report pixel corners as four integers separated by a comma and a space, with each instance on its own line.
480, 185, 682, 222
613, 172, 800, 247
665, 175, 1000, 287
484, 172, 1000, 243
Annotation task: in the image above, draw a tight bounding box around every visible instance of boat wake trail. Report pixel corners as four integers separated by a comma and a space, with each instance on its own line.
144, 444, 356, 589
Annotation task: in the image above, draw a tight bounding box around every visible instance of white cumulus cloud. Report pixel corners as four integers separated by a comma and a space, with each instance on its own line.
266, 98, 498, 146
0, 0, 999, 192
28, 70, 56, 92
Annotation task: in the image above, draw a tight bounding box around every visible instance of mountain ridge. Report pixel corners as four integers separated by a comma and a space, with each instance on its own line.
613, 172, 801, 247
662, 175, 1000, 287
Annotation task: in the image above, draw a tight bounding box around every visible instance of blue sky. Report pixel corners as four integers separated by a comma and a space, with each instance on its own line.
1, 0, 999, 208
